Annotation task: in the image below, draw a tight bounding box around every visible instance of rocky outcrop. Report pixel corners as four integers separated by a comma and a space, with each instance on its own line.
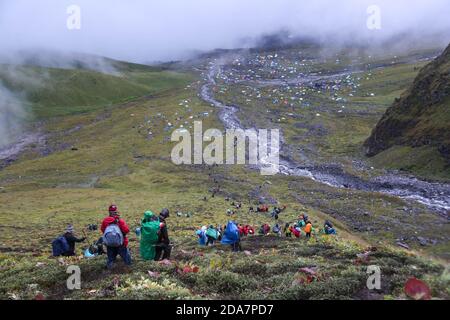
364, 44, 450, 159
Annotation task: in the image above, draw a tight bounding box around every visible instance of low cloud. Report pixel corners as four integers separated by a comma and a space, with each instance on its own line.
0, 0, 448, 147
0, 83, 27, 148
0, 0, 449, 63
0, 64, 50, 148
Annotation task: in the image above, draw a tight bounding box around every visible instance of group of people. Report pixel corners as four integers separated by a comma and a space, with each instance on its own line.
137, 208, 171, 263
286, 213, 314, 238
285, 215, 336, 238
196, 221, 250, 252
258, 217, 337, 239
52, 205, 173, 269
229, 213, 318, 240
194, 213, 338, 254
196, 225, 222, 246
196, 223, 255, 247
52, 205, 338, 269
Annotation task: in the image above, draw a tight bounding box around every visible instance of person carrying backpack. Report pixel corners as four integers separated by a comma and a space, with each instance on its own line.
196, 226, 208, 246
238, 224, 246, 237
221, 221, 242, 252
85, 236, 106, 258
324, 220, 336, 235
303, 213, 309, 224
101, 205, 131, 269
259, 223, 271, 236
284, 223, 292, 237
244, 225, 254, 236
52, 225, 86, 257
205, 225, 218, 246
272, 224, 282, 236
217, 225, 224, 241
140, 211, 160, 261
296, 216, 306, 229
271, 207, 281, 219
290, 226, 301, 238
155, 208, 171, 261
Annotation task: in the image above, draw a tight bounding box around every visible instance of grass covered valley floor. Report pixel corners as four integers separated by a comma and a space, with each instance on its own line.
0, 47, 448, 300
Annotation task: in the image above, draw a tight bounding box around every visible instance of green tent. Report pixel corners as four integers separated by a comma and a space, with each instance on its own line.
140, 211, 160, 261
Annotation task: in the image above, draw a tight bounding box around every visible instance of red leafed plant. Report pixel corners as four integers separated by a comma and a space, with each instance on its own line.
293, 274, 318, 285
182, 266, 192, 274
404, 278, 431, 300
294, 267, 321, 285
177, 264, 200, 275
354, 252, 372, 265
34, 293, 45, 300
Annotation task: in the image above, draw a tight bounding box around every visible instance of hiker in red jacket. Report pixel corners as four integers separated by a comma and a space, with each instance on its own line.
101, 205, 132, 269
238, 224, 246, 237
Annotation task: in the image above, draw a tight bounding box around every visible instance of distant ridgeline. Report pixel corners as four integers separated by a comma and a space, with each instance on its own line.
364, 43, 450, 171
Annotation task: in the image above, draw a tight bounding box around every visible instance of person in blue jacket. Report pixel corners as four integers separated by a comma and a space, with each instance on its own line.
221, 221, 242, 252
196, 226, 208, 246
324, 220, 337, 235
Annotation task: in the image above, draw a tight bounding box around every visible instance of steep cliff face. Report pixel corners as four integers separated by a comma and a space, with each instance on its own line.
364, 44, 450, 162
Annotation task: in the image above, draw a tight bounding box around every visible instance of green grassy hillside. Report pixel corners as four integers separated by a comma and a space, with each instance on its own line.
0, 63, 192, 119
364, 44, 450, 180
0, 54, 448, 300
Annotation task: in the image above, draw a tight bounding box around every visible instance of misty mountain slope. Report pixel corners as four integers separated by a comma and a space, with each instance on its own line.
0, 63, 191, 119
1, 0, 450, 302
364, 44, 450, 179
0, 50, 165, 74
0, 50, 448, 300
0, 83, 447, 299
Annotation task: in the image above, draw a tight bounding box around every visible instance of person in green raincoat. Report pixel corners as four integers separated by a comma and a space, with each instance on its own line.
140, 211, 160, 261
205, 225, 218, 246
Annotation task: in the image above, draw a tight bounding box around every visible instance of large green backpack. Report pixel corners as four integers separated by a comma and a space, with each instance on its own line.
140, 211, 160, 260
206, 227, 218, 240
297, 220, 306, 228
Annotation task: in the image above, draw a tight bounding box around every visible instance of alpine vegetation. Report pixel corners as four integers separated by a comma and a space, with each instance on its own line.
0, 0, 449, 303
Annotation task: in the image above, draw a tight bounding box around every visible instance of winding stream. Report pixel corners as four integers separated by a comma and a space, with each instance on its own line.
200, 61, 450, 214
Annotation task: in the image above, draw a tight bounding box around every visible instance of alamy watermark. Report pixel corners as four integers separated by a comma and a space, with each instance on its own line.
366, 265, 381, 290
171, 121, 280, 176
67, 5, 81, 30
367, 5, 382, 30
66, 265, 81, 290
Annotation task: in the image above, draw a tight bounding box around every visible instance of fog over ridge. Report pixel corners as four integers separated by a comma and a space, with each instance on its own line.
0, 0, 449, 148
0, 0, 449, 63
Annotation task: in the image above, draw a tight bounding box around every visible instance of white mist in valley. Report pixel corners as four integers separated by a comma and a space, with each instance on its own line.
0, 84, 27, 149
0, 65, 47, 149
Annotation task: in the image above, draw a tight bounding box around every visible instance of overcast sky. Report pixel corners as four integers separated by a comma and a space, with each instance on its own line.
0, 0, 449, 62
